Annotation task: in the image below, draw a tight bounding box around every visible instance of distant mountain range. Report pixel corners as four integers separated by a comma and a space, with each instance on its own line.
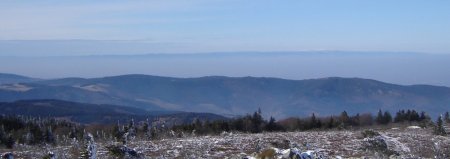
1, 73, 449, 118
0, 73, 40, 85
0, 99, 226, 124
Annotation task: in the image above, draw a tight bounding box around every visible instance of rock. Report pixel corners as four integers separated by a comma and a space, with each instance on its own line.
300, 150, 314, 159
363, 136, 398, 156
46, 151, 56, 159
2, 152, 13, 159
270, 139, 291, 149
280, 149, 291, 158
106, 145, 142, 158
289, 148, 301, 159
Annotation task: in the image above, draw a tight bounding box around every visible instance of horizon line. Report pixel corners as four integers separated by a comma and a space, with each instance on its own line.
1, 72, 449, 88
0, 50, 441, 58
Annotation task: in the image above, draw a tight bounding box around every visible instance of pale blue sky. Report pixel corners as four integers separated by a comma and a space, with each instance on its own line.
1, 0, 450, 55
2, 1, 450, 86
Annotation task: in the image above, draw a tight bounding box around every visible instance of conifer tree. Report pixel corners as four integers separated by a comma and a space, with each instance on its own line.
143, 118, 152, 139
420, 111, 427, 121
317, 119, 322, 128
127, 119, 136, 139
411, 110, 420, 121
340, 111, 350, 126
445, 112, 450, 123
352, 113, 361, 126
394, 110, 403, 123
112, 121, 124, 141
383, 111, 392, 124
24, 128, 34, 144
193, 118, 203, 134
5, 134, 15, 149
251, 111, 263, 133
435, 116, 446, 136
45, 126, 55, 144
69, 126, 77, 139
265, 117, 277, 132
376, 109, 384, 124
327, 116, 334, 129
0, 125, 5, 142
310, 113, 318, 129
81, 133, 97, 159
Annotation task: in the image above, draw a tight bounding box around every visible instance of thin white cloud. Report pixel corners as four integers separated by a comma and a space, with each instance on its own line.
0, 0, 220, 40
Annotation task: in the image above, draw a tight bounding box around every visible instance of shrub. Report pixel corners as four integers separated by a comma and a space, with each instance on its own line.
106, 145, 141, 158
258, 148, 276, 159
361, 129, 380, 138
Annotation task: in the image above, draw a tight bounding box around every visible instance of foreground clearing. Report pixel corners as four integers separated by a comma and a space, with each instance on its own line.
2, 127, 449, 158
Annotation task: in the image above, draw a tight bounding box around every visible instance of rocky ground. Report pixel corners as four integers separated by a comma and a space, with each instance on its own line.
2, 127, 450, 158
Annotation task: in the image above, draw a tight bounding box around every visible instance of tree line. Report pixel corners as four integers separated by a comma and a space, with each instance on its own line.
172, 109, 284, 135
1, 109, 449, 149
0, 115, 84, 149
172, 109, 441, 135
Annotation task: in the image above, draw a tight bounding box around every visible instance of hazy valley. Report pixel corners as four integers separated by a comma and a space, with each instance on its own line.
1, 73, 450, 119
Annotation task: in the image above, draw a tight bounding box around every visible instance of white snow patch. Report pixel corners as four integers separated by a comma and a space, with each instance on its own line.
0, 84, 32, 92
74, 84, 108, 92
407, 126, 421, 129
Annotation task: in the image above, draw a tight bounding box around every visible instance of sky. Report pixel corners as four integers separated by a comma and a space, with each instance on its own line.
1, 0, 450, 55
1, 0, 450, 87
